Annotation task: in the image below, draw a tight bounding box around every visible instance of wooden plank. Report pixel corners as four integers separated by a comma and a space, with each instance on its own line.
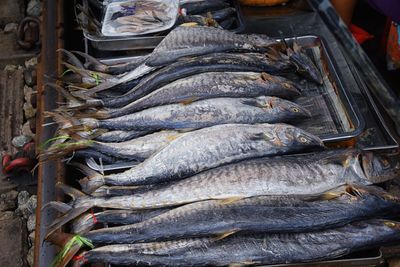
0, 69, 25, 155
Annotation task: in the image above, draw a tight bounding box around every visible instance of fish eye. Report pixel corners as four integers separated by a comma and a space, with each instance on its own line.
291, 107, 300, 112
283, 83, 291, 89
299, 136, 308, 143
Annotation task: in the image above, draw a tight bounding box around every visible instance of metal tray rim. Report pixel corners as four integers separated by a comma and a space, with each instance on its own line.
292, 34, 365, 142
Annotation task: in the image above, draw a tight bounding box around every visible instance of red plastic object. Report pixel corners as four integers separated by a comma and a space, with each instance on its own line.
350, 24, 374, 44
3, 157, 33, 174
2, 154, 11, 172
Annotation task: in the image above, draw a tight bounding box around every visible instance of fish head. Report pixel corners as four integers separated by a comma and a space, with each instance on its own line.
288, 43, 323, 85
361, 152, 400, 184
259, 73, 301, 98
272, 124, 324, 151
254, 97, 311, 119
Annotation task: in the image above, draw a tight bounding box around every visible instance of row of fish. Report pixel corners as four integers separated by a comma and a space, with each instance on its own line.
44, 25, 400, 266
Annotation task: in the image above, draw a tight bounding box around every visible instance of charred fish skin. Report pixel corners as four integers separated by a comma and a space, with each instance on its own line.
80, 123, 324, 192
145, 26, 277, 67
106, 72, 301, 117
80, 220, 400, 266
93, 97, 310, 131
102, 53, 295, 108
84, 186, 400, 244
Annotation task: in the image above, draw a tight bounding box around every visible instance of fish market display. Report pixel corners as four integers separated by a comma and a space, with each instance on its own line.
45, 24, 400, 267
65, 25, 320, 96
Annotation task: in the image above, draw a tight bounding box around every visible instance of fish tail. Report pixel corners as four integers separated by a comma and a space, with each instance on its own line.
71, 50, 109, 73
40, 139, 93, 161
71, 162, 106, 194
44, 184, 92, 239
50, 233, 93, 267
73, 109, 110, 120
57, 48, 85, 69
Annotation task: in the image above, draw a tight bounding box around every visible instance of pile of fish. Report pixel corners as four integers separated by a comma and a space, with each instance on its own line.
42, 25, 400, 266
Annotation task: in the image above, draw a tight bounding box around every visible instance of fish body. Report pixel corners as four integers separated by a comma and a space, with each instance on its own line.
78, 149, 399, 210
85, 185, 400, 244
93, 129, 151, 142
102, 52, 294, 108
87, 97, 310, 131
78, 220, 400, 266
91, 130, 181, 161
105, 72, 300, 117
72, 209, 170, 234
145, 25, 276, 67
79, 123, 323, 192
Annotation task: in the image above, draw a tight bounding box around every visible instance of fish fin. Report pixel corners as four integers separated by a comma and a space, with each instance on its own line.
79, 176, 106, 194
215, 230, 239, 241
72, 50, 108, 73
260, 72, 274, 82
56, 182, 86, 200
42, 201, 72, 214
248, 132, 267, 141
70, 162, 105, 194
229, 261, 260, 267
180, 97, 199, 105
318, 191, 344, 201
240, 99, 266, 109
180, 22, 199, 27
218, 196, 244, 205
166, 134, 181, 142
57, 48, 85, 69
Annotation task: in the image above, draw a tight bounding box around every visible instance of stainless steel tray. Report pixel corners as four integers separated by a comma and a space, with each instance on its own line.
82, 0, 246, 51
287, 35, 365, 142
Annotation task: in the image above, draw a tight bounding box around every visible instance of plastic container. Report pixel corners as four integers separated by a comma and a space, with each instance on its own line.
101, 0, 179, 37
